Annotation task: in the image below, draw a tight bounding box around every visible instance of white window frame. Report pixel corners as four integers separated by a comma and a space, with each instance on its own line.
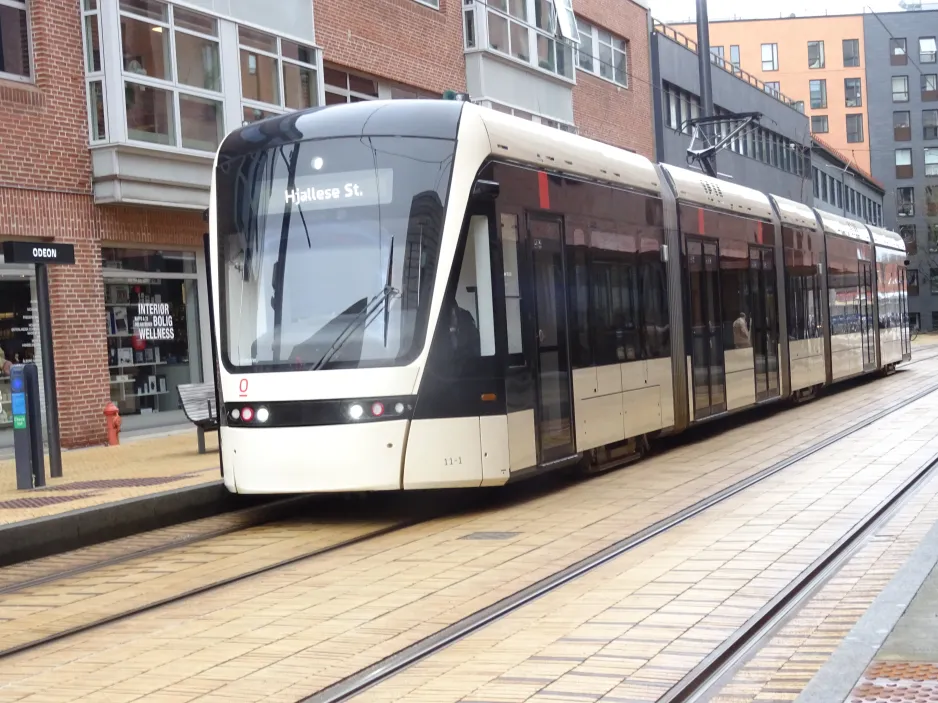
920, 36, 937, 64
893, 75, 910, 102
81, 0, 108, 144
478, 98, 577, 134
0, 0, 33, 84
238, 25, 319, 123
807, 40, 824, 69
463, 0, 577, 83
117, 0, 226, 153
761, 43, 778, 71
575, 17, 627, 87
412, 0, 440, 9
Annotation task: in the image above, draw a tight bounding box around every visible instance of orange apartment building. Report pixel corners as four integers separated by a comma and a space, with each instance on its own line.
673, 15, 870, 173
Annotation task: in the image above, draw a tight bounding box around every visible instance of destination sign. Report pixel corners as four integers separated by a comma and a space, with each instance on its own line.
270, 169, 393, 214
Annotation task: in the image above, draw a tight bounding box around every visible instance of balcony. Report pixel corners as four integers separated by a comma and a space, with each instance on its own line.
462, 0, 577, 125
82, 0, 321, 210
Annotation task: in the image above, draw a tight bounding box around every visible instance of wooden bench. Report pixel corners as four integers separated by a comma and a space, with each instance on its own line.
177, 383, 219, 454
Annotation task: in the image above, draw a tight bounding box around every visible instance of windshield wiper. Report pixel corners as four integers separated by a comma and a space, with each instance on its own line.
312, 284, 400, 371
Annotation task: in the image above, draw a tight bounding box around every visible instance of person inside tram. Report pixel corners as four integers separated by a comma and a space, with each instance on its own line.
733, 311, 751, 348
448, 301, 480, 360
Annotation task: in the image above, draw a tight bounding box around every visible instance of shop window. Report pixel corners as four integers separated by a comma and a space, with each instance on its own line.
0, 255, 44, 433
103, 248, 202, 422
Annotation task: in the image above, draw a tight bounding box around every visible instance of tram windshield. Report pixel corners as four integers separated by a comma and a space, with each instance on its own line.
216, 135, 455, 371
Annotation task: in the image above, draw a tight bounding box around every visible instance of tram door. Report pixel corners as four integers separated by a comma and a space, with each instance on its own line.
528, 215, 576, 463
859, 262, 876, 369
749, 246, 780, 401
687, 237, 726, 419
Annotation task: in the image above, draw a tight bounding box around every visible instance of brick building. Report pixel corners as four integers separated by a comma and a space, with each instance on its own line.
0, 0, 652, 449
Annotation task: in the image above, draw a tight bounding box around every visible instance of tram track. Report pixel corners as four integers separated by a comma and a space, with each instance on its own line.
300, 379, 938, 703
1, 366, 935, 668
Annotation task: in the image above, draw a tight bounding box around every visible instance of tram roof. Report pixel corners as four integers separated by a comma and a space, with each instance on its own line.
867, 224, 907, 252
815, 209, 872, 244
469, 103, 662, 196
658, 163, 776, 222
768, 195, 820, 232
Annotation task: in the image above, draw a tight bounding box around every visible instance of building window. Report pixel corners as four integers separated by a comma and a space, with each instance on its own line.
845, 78, 862, 107
898, 186, 915, 217
843, 38, 860, 67
926, 148, 938, 177
239, 25, 319, 124
761, 43, 778, 71
0, 0, 30, 82
810, 79, 827, 109
896, 148, 914, 178
710, 45, 724, 64
765, 81, 780, 96
923, 74, 938, 101
925, 110, 938, 139
891, 37, 908, 65
483, 0, 576, 81
119, 0, 227, 151
575, 18, 627, 86
894, 111, 912, 141
929, 224, 938, 253
324, 66, 378, 104
931, 268, 938, 295
730, 44, 740, 69
793, 100, 805, 113
103, 248, 202, 421
481, 100, 576, 133
921, 36, 937, 63
811, 115, 829, 133
82, 1, 106, 142
893, 76, 910, 102
414, 0, 439, 7
930, 185, 938, 216
808, 40, 825, 69
900, 225, 917, 254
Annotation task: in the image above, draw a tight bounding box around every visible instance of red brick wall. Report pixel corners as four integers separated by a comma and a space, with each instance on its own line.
0, 3, 203, 449
571, 0, 654, 158
315, 0, 466, 93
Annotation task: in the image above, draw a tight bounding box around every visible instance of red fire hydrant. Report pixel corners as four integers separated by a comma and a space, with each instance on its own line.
104, 402, 122, 446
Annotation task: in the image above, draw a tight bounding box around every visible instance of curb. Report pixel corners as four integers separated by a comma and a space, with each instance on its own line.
0, 480, 263, 567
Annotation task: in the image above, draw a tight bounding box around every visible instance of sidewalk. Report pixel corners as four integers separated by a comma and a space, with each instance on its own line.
0, 428, 220, 520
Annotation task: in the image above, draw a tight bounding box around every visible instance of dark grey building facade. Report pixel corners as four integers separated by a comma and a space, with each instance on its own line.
864, 9, 938, 330
651, 23, 812, 204
811, 136, 885, 225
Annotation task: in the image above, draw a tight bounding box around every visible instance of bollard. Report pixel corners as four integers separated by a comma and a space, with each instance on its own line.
104, 402, 121, 446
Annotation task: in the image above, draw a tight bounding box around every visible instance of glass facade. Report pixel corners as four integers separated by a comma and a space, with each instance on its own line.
103, 248, 202, 423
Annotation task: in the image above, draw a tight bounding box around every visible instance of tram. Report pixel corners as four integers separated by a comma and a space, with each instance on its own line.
207, 99, 911, 494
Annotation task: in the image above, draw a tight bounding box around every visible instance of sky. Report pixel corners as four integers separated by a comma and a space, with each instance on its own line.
648, 0, 909, 23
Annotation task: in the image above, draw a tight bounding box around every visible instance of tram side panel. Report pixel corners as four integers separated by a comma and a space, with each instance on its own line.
677, 204, 783, 422
782, 224, 827, 392
826, 234, 876, 382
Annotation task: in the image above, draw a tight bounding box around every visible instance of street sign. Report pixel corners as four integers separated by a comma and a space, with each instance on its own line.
2, 241, 76, 265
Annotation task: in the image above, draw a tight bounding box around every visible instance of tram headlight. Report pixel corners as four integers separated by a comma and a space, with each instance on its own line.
371, 402, 385, 417
394, 402, 405, 415
229, 408, 241, 422
348, 403, 364, 420
256, 406, 270, 423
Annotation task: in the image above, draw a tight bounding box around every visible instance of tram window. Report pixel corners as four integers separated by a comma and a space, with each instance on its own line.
720, 246, 751, 349
500, 212, 524, 358
451, 215, 496, 359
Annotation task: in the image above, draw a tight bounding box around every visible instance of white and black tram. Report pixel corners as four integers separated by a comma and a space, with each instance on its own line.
208, 99, 911, 494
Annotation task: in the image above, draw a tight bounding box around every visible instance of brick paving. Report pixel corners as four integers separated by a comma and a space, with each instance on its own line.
0, 430, 219, 525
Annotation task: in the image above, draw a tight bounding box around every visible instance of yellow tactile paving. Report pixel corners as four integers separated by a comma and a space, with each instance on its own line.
356, 392, 938, 703
0, 360, 936, 702
0, 430, 219, 525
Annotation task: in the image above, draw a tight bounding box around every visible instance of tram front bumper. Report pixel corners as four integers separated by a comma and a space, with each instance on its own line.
220, 420, 408, 493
